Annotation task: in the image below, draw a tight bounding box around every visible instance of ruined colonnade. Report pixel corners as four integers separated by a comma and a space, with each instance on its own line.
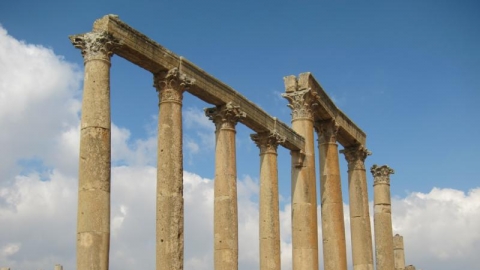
70, 14, 415, 270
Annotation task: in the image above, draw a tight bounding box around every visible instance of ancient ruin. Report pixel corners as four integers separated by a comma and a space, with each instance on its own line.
64, 14, 417, 270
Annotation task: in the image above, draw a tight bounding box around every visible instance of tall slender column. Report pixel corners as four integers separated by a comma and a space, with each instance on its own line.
340, 145, 374, 270
371, 165, 395, 270
206, 102, 246, 270
315, 120, 347, 270
251, 132, 286, 270
283, 77, 319, 270
394, 234, 406, 270
154, 68, 193, 270
70, 32, 120, 270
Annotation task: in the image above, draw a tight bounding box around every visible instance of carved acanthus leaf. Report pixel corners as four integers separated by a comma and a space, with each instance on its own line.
205, 102, 246, 130
153, 68, 195, 103
340, 145, 371, 170
69, 31, 121, 62
282, 89, 318, 120
315, 119, 339, 144
370, 164, 395, 185
251, 131, 286, 154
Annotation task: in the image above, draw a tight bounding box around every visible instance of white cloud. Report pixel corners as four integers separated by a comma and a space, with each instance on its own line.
1, 25, 480, 270
0, 26, 82, 181
392, 188, 480, 269
183, 107, 215, 158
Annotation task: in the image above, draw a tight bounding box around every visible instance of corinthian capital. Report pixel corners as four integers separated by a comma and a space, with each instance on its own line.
69, 31, 121, 62
315, 119, 339, 144
370, 164, 395, 185
205, 102, 246, 131
282, 89, 318, 121
153, 68, 194, 104
251, 131, 286, 155
340, 145, 371, 170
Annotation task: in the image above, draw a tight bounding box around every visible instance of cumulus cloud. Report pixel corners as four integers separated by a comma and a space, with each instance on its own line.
1, 24, 480, 270
0, 26, 82, 181
183, 107, 215, 157
391, 188, 480, 269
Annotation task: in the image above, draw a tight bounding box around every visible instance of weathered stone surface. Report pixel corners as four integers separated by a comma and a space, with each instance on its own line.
0, 267, 11, 270
206, 103, 245, 270
316, 120, 347, 270
89, 14, 304, 152
287, 73, 366, 147
405, 265, 416, 270
371, 165, 395, 270
251, 132, 285, 270
340, 145, 374, 270
153, 68, 192, 270
394, 234, 406, 270
70, 31, 118, 270
283, 85, 319, 270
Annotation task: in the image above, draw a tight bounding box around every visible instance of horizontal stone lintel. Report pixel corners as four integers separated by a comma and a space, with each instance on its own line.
296, 72, 366, 147
85, 14, 304, 151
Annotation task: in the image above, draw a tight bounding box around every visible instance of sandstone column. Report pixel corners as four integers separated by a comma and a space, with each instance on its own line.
315, 120, 347, 270
206, 102, 246, 270
251, 132, 286, 270
405, 265, 416, 270
283, 76, 319, 270
70, 31, 120, 270
54, 264, 63, 270
154, 68, 193, 270
340, 145, 374, 270
371, 164, 395, 270
0, 267, 10, 270
394, 234, 406, 270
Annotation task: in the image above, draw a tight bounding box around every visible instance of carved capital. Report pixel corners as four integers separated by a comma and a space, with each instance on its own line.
371, 164, 395, 185
69, 31, 121, 62
205, 102, 246, 131
340, 145, 371, 170
153, 68, 194, 104
282, 89, 318, 121
315, 119, 339, 144
251, 131, 286, 155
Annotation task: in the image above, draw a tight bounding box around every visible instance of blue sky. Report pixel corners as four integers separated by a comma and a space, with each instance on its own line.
1, 1, 479, 269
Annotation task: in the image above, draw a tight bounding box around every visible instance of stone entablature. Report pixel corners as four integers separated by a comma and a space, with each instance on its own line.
82, 14, 304, 152
284, 73, 366, 147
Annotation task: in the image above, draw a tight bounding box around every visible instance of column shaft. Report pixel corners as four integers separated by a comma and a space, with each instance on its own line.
70, 32, 119, 270
283, 85, 319, 270
371, 165, 395, 270
394, 234, 406, 270
316, 120, 347, 270
154, 68, 192, 270
55, 264, 64, 270
206, 103, 245, 270
252, 132, 285, 270
341, 146, 374, 270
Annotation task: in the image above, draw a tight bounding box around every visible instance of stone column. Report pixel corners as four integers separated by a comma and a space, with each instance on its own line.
283, 78, 319, 270
394, 234, 406, 270
371, 165, 395, 270
405, 265, 416, 270
70, 31, 120, 270
315, 120, 347, 270
206, 102, 246, 270
251, 132, 286, 270
153, 68, 193, 270
54, 264, 63, 270
340, 145, 374, 270
0, 267, 10, 270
